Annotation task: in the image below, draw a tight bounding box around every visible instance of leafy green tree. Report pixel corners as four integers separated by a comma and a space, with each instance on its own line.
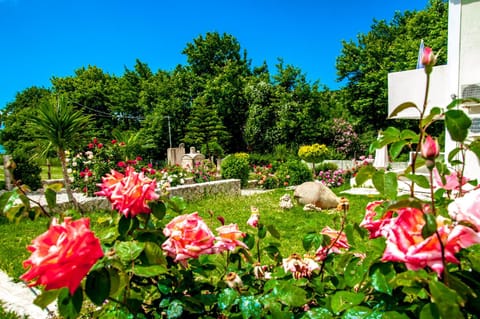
183, 95, 229, 158
336, 0, 448, 134
29, 97, 92, 209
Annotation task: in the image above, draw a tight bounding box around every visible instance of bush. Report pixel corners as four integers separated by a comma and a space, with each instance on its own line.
315, 162, 339, 172
12, 155, 42, 190
221, 154, 250, 187
253, 164, 279, 189
298, 143, 329, 164
276, 160, 312, 187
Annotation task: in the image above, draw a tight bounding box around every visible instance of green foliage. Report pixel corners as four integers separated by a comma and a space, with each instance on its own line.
221, 154, 250, 187
276, 160, 312, 186
12, 155, 42, 190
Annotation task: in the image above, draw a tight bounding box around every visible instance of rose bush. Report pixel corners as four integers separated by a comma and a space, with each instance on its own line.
2, 45, 480, 318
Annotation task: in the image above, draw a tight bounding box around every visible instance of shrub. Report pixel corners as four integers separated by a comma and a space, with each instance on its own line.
158, 164, 187, 187
317, 169, 346, 188
221, 154, 250, 187
276, 160, 312, 187
253, 164, 279, 189
298, 143, 329, 164
12, 155, 42, 190
190, 159, 217, 183
315, 162, 339, 172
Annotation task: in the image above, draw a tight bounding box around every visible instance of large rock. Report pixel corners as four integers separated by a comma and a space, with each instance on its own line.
293, 181, 340, 209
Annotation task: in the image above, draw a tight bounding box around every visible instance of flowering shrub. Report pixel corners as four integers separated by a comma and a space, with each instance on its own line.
316, 168, 345, 188
157, 164, 187, 188
68, 138, 156, 196
189, 159, 217, 183
3, 45, 480, 318
330, 118, 361, 159
253, 164, 279, 189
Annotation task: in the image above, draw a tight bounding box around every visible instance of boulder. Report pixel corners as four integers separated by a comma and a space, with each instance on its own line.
293, 181, 340, 209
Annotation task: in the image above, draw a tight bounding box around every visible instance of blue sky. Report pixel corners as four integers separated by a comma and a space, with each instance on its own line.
0, 0, 428, 108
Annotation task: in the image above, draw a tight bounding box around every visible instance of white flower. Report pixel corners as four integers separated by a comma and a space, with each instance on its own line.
67, 168, 72, 174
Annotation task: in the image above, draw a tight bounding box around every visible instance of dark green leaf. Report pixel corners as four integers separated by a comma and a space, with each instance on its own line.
118, 215, 132, 237
330, 291, 365, 314
445, 109, 471, 142
341, 306, 372, 319
57, 287, 83, 319
389, 102, 419, 118
344, 258, 367, 287
274, 283, 309, 307
400, 129, 418, 140
266, 224, 281, 239
468, 139, 480, 161
370, 263, 395, 295
264, 244, 282, 260
115, 241, 145, 263
149, 201, 166, 220
421, 213, 437, 238
167, 299, 183, 319
239, 296, 262, 319
85, 268, 110, 306
447, 147, 462, 163
258, 224, 267, 239
244, 233, 255, 249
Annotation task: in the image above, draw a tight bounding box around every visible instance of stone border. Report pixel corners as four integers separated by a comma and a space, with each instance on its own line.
166, 179, 241, 201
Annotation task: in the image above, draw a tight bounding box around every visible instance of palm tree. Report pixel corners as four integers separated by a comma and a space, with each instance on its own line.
30, 96, 91, 210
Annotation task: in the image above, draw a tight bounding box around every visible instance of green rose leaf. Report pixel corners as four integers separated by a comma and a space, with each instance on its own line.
274, 283, 309, 307
167, 299, 183, 319
355, 165, 376, 187
132, 264, 167, 277
34, 289, 61, 309
167, 196, 187, 213
149, 201, 166, 220
144, 241, 167, 265
57, 287, 83, 319
422, 213, 437, 238
258, 224, 267, 239
419, 303, 440, 319
390, 140, 408, 160
218, 288, 239, 310
405, 173, 430, 189
44, 188, 57, 209
303, 232, 323, 251
445, 109, 471, 142
330, 291, 365, 314
389, 102, 419, 118
341, 306, 371, 319
428, 280, 464, 319
371, 263, 395, 295
300, 308, 334, 319
115, 241, 145, 263
267, 224, 281, 239
239, 296, 262, 319
85, 267, 111, 306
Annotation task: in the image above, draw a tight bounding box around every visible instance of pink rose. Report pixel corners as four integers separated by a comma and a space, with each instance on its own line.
421, 135, 439, 161
162, 212, 215, 265
381, 207, 480, 277
95, 166, 159, 218
448, 188, 480, 230
247, 213, 259, 228
214, 224, 248, 253
282, 254, 319, 279
315, 226, 349, 261
20, 217, 103, 295
359, 201, 394, 239
421, 47, 437, 67
433, 168, 469, 191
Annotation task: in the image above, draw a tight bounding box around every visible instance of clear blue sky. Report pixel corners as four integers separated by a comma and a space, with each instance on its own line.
0, 0, 428, 109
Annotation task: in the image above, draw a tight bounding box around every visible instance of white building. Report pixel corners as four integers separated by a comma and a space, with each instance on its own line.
388, 0, 480, 180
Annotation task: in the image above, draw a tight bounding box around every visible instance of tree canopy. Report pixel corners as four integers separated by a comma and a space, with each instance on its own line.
1, 1, 448, 162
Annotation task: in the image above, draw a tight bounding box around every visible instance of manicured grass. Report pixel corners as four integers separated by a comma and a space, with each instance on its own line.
0, 165, 63, 183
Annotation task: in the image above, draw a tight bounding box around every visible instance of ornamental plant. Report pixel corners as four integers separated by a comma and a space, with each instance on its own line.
4, 45, 480, 318
298, 143, 329, 175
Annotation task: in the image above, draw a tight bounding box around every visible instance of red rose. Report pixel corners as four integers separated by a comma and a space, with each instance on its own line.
20, 217, 103, 295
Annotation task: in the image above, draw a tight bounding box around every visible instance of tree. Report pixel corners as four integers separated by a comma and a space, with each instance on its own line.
183, 95, 229, 159
29, 97, 92, 210
336, 0, 448, 135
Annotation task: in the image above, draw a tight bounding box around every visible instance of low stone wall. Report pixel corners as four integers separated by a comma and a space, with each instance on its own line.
167, 179, 241, 201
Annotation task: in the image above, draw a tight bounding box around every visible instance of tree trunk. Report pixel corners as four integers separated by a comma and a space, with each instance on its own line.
58, 148, 81, 212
